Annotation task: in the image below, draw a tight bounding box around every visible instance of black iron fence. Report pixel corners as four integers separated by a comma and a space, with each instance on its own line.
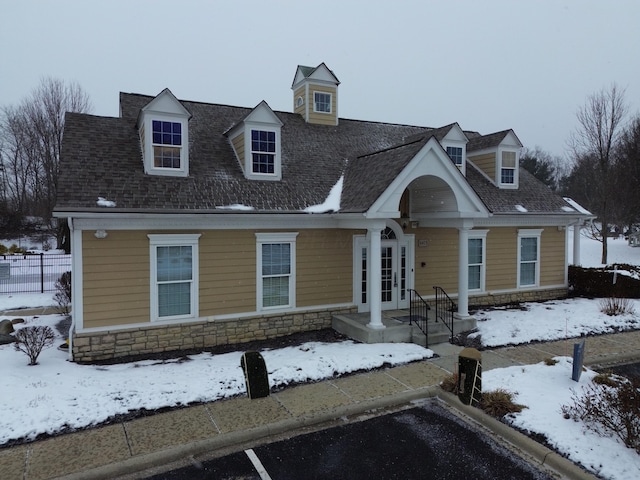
0, 253, 72, 294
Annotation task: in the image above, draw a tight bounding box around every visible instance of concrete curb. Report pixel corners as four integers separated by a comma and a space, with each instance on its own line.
435, 391, 598, 480
59, 386, 441, 480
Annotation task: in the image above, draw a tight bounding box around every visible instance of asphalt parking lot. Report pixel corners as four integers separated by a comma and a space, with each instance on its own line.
140, 400, 555, 480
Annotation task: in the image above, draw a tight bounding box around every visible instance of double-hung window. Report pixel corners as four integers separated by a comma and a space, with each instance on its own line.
446, 146, 463, 168
501, 151, 516, 185
152, 120, 182, 169
148, 234, 200, 321
314, 92, 331, 113
518, 229, 542, 287
256, 233, 297, 310
251, 129, 276, 174
468, 230, 488, 291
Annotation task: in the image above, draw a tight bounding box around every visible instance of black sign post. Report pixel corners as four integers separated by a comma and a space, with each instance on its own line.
572, 340, 586, 382
240, 351, 270, 399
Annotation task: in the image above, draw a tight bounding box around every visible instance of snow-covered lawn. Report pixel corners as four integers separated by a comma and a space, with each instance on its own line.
1, 232, 640, 479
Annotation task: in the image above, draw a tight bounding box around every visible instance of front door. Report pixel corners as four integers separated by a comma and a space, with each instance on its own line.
381, 241, 397, 309
353, 227, 412, 312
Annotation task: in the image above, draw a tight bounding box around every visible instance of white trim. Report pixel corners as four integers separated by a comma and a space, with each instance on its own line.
517, 228, 543, 288
255, 232, 298, 311
244, 124, 282, 181
313, 91, 332, 114
468, 229, 488, 292
70, 221, 83, 360
140, 113, 189, 177
498, 149, 518, 189
148, 234, 200, 322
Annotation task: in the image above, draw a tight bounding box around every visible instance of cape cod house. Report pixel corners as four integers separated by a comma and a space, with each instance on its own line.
54, 63, 591, 362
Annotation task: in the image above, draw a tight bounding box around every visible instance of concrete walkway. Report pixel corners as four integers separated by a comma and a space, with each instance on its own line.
3, 331, 640, 480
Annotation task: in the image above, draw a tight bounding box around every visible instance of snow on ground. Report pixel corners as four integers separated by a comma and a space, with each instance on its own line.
1, 234, 640, 478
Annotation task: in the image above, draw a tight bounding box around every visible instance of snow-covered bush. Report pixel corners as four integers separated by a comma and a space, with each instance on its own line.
54, 271, 72, 315
562, 374, 640, 452
599, 297, 634, 316
14, 326, 55, 365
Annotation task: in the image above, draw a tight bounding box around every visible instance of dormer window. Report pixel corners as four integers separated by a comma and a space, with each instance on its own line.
152, 120, 182, 168
446, 146, 463, 168
137, 88, 190, 177
500, 151, 517, 185
226, 100, 283, 181
251, 129, 276, 174
314, 92, 331, 113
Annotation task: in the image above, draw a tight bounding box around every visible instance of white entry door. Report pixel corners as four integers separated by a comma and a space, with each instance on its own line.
353, 230, 412, 312
381, 241, 397, 309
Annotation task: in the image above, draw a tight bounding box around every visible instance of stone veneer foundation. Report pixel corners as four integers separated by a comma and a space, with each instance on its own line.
72, 306, 357, 363
468, 288, 569, 309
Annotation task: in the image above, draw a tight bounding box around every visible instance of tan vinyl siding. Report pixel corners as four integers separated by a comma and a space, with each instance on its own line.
308, 84, 337, 126
82, 231, 151, 328
231, 132, 244, 163
485, 228, 518, 290
469, 153, 496, 180
413, 228, 459, 294
199, 230, 256, 315
540, 228, 566, 286
293, 85, 306, 116
297, 229, 356, 306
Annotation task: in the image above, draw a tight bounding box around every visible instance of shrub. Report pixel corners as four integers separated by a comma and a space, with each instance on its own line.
54, 271, 72, 315
8, 244, 27, 254
0, 243, 7, 255
14, 326, 56, 365
599, 297, 635, 316
440, 372, 459, 393
544, 358, 558, 366
480, 388, 526, 418
561, 375, 640, 452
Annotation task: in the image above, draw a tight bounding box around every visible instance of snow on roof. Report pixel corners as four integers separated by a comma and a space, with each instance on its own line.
96, 197, 116, 207
215, 204, 255, 211
305, 175, 343, 213
515, 204, 527, 213
563, 197, 592, 215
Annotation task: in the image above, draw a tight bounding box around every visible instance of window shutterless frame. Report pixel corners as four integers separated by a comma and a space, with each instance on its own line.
313, 91, 332, 113
517, 229, 543, 287
256, 232, 298, 311
148, 234, 200, 321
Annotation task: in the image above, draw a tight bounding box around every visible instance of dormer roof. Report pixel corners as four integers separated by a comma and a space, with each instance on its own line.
467, 129, 522, 153
291, 62, 340, 88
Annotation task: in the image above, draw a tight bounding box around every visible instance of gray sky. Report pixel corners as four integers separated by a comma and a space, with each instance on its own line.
2, 0, 639, 159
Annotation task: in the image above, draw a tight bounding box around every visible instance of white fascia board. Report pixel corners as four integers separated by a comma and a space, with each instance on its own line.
308, 63, 340, 85
442, 123, 468, 143
367, 137, 489, 218
472, 214, 590, 227
66, 212, 369, 231
243, 101, 283, 126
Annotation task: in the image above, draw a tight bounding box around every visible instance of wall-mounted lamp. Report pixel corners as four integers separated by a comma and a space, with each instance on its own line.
94, 229, 108, 239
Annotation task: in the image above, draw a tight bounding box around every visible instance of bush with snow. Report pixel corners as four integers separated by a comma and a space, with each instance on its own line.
13, 326, 55, 365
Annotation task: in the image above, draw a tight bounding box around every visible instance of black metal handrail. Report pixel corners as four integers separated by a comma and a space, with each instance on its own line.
433, 286, 457, 343
407, 289, 430, 347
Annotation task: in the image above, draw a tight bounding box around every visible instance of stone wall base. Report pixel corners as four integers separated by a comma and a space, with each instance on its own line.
72, 306, 357, 363
468, 288, 569, 309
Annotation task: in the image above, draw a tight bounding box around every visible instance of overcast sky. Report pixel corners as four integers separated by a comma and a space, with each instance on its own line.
1, 0, 639, 159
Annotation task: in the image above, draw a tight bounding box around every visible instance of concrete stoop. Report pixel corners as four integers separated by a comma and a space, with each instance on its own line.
332, 312, 477, 349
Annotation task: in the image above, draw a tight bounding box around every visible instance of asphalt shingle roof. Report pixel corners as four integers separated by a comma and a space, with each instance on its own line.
55, 92, 579, 217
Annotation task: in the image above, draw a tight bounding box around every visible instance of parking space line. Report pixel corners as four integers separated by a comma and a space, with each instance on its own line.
245, 448, 272, 480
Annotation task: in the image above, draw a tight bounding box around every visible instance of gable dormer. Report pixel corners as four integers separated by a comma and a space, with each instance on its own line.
440, 123, 469, 176
226, 101, 283, 181
467, 129, 523, 189
291, 63, 340, 126
137, 88, 191, 177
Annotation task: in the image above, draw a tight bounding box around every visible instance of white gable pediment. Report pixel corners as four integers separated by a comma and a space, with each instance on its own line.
141, 88, 190, 118
499, 130, 523, 149
244, 100, 283, 126
292, 63, 340, 88
442, 123, 469, 143
367, 138, 489, 219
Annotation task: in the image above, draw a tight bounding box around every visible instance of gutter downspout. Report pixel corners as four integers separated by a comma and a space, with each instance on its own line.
66, 217, 74, 361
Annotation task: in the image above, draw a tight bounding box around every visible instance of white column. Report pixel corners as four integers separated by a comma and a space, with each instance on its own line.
573, 224, 581, 266
457, 226, 470, 318
367, 226, 385, 329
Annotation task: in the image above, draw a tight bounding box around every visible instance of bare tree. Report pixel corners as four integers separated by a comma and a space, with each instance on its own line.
569, 84, 627, 264
0, 78, 91, 232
